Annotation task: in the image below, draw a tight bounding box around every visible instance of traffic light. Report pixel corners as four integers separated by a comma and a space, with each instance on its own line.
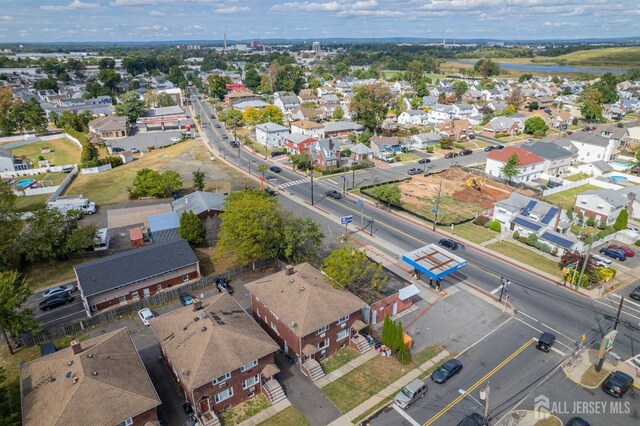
580, 334, 586, 344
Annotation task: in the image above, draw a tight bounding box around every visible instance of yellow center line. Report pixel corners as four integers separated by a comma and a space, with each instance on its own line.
423, 338, 535, 426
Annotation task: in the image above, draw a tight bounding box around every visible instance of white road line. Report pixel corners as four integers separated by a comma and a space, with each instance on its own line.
625, 354, 640, 368
457, 316, 514, 357
609, 295, 640, 314
39, 310, 87, 326
515, 318, 573, 353
532, 337, 568, 357
518, 310, 540, 323
391, 404, 421, 426
490, 286, 502, 295
540, 322, 576, 342
327, 179, 338, 185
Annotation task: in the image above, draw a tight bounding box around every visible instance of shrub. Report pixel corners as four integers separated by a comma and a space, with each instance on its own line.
597, 220, 606, 230
513, 230, 520, 239
489, 220, 501, 232
426, 146, 434, 153
38, 155, 45, 161
636, 240, 640, 247
572, 117, 579, 125
525, 233, 538, 246
454, 143, 466, 150
473, 215, 491, 226
586, 217, 595, 227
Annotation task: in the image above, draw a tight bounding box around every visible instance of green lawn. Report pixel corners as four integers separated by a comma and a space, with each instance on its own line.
543, 184, 600, 209
14, 193, 49, 212
564, 173, 590, 182
220, 395, 271, 426
11, 138, 80, 166
321, 347, 360, 374
486, 241, 563, 277
22, 258, 86, 290
451, 222, 498, 244
258, 406, 310, 426
393, 152, 420, 162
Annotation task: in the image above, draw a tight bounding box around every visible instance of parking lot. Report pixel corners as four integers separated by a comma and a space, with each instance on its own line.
25, 283, 88, 330
594, 240, 640, 276
108, 128, 188, 152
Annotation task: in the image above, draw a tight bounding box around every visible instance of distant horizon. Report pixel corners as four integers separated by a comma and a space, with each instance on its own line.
3, 0, 640, 43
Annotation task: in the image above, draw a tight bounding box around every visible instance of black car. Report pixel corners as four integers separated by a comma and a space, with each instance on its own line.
271, 151, 285, 157
601, 371, 634, 398
39, 294, 74, 311
566, 418, 590, 426
456, 413, 484, 426
264, 188, 277, 196
459, 149, 473, 156
439, 238, 460, 250
111, 147, 124, 153
269, 166, 282, 173
418, 158, 431, 164
325, 190, 343, 200
444, 152, 459, 159
536, 332, 556, 352
215, 277, 233, 294
484, 146, 495, 152
180, 293, 195, 306
495, 144, 505, 150
629, 285, 640, 301
431, 359, 463, 384
214, 123, 221, 128
230, 141, 239, 148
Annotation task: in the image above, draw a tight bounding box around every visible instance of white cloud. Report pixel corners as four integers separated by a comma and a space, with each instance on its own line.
272, 2, 342, 12
111, 0, 216, 5
149, 10, 166, 16
18, 30, 29, 37
0, 15, 13, 21
216, 6, 251, 13
41, 0, 99, 11
543, 21, 578, 27
137, 24, 169, 31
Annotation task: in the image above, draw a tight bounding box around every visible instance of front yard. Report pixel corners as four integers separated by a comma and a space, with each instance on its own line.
543, 184, 600, 209
320, 347, 360, 374
258, 406, 309, 426
220, 394, 271, 426
486, 241, 563, 277
451, 222, 498, 244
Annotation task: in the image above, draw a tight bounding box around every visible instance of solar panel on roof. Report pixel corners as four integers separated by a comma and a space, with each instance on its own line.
541, 207, 559, 224
541, 232, 575, 249
512, 216, 541, 231
521, 200, 537, 216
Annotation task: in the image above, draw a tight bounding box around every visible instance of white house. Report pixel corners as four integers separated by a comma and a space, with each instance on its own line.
254, 122, 289, 148
427, 104, 454, 124
522, 140, 577, 176
290, 120, 325, 139
273, 95, 301, 114
564, 132, 620, 163
409, 133, 441, 149
575, 186, 640, 225
398, 110, 428, 126
485, 146, 545, 183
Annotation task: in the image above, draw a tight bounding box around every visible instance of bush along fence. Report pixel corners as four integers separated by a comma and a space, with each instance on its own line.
19, 259, 277, 347
360, 176, 476, 228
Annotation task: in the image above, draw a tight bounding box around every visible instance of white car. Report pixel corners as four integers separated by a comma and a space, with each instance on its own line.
138, 308, 154, 326
42, 284, 76, 299
170, 136, 180, 142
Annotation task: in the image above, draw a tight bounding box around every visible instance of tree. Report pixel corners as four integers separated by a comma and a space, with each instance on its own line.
33, 77, 59, 91
242, 107, 263, 126
452, 80, 468, 101
335, 62, 349, 77
332, 105, 345, 120
350, 83, 394, 131
506, 87, 524, 107
80, 140, 99, 164
474, 58, 500, 77
143, 88, 158, 107
0, 271, 37, 354
221, 109, 244, 141
10, 99, 48, 134
290, 153, 312, 170
0, 182, 21, 269
274, 64, 306, 94
580, 90, 603, 122
382, 316, 393, 348
322, 246, 387, 304
208, 74, 232, 100
525, 233, 538, 246
97, 68, 122, 94
129, 168, 183, 198
500, 153, 520, 182
439, 136, 455, 150
370, 183, 401, 207
98, 57, 116, 69
262, 105, 285, 125
114, 91, 145, 122
244, 67, 262, 92
406, 60, 424, 85
179, 211, 206, 245
613, 209, 628, 231
308, 76, 321, 91
277, 215, 324, 264
156, 92, 175, 107
528, 101, 539, 111
216, 189, 282, 265
192, 168, 206, 191
524, 116, 549, 137
518, 73, 533, 82
393, 321, 405, 352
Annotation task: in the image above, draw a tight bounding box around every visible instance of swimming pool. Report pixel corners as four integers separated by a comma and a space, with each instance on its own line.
611, 160, 632, 167
14, 179, 36, 189
609, 176, 628, 183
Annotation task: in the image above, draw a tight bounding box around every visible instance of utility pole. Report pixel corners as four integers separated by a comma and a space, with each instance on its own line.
499, 277, 510, 302
613, 296, 625, 331
310, 170, 314, 206
432, 178, 443, 231
576, 237, 594, 288
483, 384, 490, 425
352, 168, 355, 189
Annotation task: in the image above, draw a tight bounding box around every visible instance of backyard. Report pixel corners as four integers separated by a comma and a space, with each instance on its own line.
485, 241, 563, 277
543, 184, 600, 209
11, 138, 80, 166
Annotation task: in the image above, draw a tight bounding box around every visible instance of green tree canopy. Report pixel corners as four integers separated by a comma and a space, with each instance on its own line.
208, 74, 232, 100
244, 67, 262, 92
192, 169, 206, 191
613, 209, 628, 231
350, 83, 394, 131
474, 58, 501, 77
0, 271, 37, 352
524, 116, 549, 137
97, 68, 122, 94
322, 246, 387, 304
114, 91, 146, 122
580, 90, 604, 122
371, 183, 401, 206
452, 80, 468, 101
500, 153, 521, 182
332, 105, 345, 120
129, 168, 183, 198
179, 211, 206, 245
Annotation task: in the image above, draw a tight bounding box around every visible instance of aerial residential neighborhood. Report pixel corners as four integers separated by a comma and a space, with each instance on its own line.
1, 4, 640, 426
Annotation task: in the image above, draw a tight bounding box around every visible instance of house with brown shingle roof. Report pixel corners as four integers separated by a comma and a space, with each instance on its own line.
245, 263, 369, 381
437, 119, 475, 141
151, 293, 282, 424
88, 115, 129, 139
20, 328, 161, 426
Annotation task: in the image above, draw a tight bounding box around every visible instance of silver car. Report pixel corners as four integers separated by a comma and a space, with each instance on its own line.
42, 283, 76, 299
394, 378, 427, 409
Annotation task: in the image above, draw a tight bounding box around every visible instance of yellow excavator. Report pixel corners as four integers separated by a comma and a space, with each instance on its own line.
466, 177, 484, 191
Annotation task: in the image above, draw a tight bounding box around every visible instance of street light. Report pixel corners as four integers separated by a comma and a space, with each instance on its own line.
499, 276, 510, 303
459, 387, 490, 426
458, 389, 483, 409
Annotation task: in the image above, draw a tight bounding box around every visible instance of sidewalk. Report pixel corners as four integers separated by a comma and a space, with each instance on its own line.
237, 399, 292, 426
327, 350, 450, 425
562, 348, 640, 389
495, 410, 561, 426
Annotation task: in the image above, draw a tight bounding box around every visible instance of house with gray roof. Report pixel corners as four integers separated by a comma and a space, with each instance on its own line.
274, 95, 301, 115
255, 122, 289, 147
74, 238, 199, 316
324, 121, 364, 138
409, 133, 441, 149
565, 132, 620, 163
172, 191, 226, 220
398, 110, 428, 126
522, 140, 577, 176
309, 138, 342, 169
574, 187, 635, 226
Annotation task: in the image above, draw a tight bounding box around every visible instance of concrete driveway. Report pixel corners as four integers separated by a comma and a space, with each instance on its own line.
107, 203, 172, 228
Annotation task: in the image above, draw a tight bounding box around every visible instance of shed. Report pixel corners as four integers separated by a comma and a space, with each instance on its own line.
129, 227, 144, 247
148, 212, 180, 232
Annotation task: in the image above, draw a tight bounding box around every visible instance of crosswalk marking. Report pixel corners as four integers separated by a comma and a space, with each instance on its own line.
625, 353, 640, 369
278, 178, 309, 189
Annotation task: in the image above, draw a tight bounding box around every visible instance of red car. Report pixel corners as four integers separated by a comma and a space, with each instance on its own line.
608, 244, 635, 257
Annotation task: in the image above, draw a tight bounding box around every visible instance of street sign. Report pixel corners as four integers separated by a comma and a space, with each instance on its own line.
340, 215, 353, 225
306, 169, 313, 177
431, 208, 439, 214
356, 198, 364, 206
597, 330, 617, 358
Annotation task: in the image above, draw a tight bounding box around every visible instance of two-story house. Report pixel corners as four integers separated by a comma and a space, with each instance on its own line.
245, 263, 368, 381
437, 119, 475, 141
291, 120, 325, 139
309, 139, 342, 169
575, 186, 640, 225
564, 132, 620, 163
485, 146, 544, 183
284, 133, 317, 155
482, 116, 521, 137
397, 110, 428, 126
254, 122, 289, 148
273, 95, 301, 115
151, 293, 282, 424
522, 140, 577, 177
427, 104, 454, 124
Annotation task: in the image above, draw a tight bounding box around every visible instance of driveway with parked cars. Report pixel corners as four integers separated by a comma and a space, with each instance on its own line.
107, 129, 188, 152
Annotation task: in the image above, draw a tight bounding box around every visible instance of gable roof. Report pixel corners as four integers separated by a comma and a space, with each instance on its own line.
172, 191, 226, 217
324, 121, 364, 133
487, 146, 544, 166
21, 328, 160, 426
567, 132, 610, 148
88, 115, 127, 131
579, 188, 629, 207
522, 141, 577, 160
150, 293, 279, 390
245, 263, 367, 337
291, 120, 324, 129
74, 238, 198, 297
255, 122, 289, 133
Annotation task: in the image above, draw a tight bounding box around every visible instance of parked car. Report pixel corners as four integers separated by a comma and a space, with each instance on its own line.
325, 190, 343, 200
131, 147, 139, 154
264, 188, 277, 196
214, 123, 221, 128
459, 149, 473, 156
170, 136, 180, 142
39, 294, 74, 311
180, 293, 195, 306
111, 147, 124, 153
394, 378, 428, 409
456, 413, 485, 426
230, 140, 238, 148
379, 156, 395, 163
601, 371, 634, 398
271, 151, 285, 157
418, 158, 431, 164
536, 332, 556, 352
495, 145, 505, 150
222, 134, 229, 140
444, 152, 459, 159
42, 283, 76, 299
138, 308, 154, 326
599, 247, 626, 261
269, 166, 282, 173
215, 277, 233, 294
627, 226, 639, 233
210, 114, 216, 119
582, 127, 591, 132
591, 255, 612, 268
407, 167, 423, 175
484, 146, 495, 152
629, 285, 640, 301
566, 418, 590, 426
439, 239, 461, 250
546, 180, 563, 188
431, 359, 463, 384
608, 244, 635, 257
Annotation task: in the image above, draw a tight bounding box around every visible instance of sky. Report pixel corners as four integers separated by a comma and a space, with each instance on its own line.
1, 0, 639, 43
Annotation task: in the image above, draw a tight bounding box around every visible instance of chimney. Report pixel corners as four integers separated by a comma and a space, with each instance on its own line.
71, 340, 82, 354
285, 265, 294, 276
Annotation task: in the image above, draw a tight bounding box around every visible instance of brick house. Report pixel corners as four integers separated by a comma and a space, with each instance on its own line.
151, 293, 282, 425
74, 238, 200, 316
20, 328, 161, 426
283, 133, 317, 155
437, 119, 475, 141
88, 115, 130, 139
309, 139, 342, 170
245, 263, 369, 381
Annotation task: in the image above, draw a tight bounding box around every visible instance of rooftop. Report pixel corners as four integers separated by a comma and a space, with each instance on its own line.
487, 146, 544, 166
171, 191, 226, 217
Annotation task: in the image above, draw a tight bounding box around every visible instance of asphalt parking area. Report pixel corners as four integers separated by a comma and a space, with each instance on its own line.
109, 129, 187, 151
107, 203, 172, 228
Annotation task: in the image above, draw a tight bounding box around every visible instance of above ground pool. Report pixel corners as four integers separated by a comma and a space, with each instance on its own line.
14, 179, 36, 189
